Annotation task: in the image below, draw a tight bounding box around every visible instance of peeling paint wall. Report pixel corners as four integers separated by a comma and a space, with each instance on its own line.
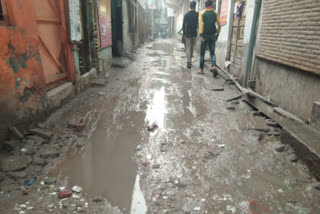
0, 0, 46, 142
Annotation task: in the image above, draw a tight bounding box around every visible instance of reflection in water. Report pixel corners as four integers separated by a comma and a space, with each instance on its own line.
130, 175, 147, 214
145, 86, 167, 130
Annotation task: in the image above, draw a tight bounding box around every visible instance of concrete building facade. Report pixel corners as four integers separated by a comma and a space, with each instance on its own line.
0, 0, 76, 143
210, 0, 320, 127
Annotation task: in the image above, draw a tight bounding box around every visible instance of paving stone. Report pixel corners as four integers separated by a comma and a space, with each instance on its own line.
1, 156, 32, 171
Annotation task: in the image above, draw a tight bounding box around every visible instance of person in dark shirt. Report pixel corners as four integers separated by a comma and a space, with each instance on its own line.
198, 0, 221, 76
182, 1, 198, 69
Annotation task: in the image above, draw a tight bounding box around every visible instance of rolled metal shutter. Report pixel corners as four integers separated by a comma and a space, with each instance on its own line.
256, 0, 320, 75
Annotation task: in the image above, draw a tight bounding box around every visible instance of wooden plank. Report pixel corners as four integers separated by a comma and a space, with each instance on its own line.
38, 35, 65, 74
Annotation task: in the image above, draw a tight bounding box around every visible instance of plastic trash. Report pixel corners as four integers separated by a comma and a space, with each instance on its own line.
24, 177, 37, 186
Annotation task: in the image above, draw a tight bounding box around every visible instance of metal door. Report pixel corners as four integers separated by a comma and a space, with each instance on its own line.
229, 0, 246, 76
33, 0, 69, 89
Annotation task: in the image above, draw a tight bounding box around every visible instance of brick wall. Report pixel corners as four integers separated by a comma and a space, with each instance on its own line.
256, 0, 320, 75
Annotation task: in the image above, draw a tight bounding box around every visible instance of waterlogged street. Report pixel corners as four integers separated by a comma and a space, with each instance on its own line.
1, 39, 320, 213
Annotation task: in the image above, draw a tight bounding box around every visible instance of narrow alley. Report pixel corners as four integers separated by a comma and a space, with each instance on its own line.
1, 39, 319, 213
1, 0, 320, 214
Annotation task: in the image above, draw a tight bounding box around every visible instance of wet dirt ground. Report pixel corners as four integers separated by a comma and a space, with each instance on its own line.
1, 39, 320, 213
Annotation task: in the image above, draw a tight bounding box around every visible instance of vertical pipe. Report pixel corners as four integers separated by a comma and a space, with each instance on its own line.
243, 0, 261, 87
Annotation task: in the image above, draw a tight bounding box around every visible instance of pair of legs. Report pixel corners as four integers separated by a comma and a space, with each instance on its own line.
199, 34, 217, 76
185, 36, 197, 68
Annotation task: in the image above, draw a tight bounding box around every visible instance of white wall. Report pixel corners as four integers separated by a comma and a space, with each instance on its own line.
215, 0, 233, 68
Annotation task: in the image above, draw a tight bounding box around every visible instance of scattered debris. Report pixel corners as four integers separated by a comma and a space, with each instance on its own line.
1, 156, 32, 171
225, 95, 243, 102
288, 154, 298, 162
22, 189, 29, 195
44, 177, 57, 185
142, 162, 149, 167
68, 123, 86, 132
58, 191, 72, 199
135, 145, 142, 151
266, 119, 279, 127
275, 145, 287, 153
24, 177, 37, 186
93, 196, 105, 203
203, 84, 224, 91
39, 147, 60, 158
258, 133, 265, 141
98, 91, 106, 96
32, 157, 47, 166
310, 182, 320, 190
147, 122, 158, 132
267, 131, 281, 136
21, 147, 36, 155
72, 186, 83, 193
90, 78, 106, 87
8, 171, 27, 179
226, 105, 236, 110
252, 111, 262, 116
28, 128, 53, 140
9, 126, 24, 140
152, 164, 161, 169
194, 207, 201, 211
231, 100, 240, 105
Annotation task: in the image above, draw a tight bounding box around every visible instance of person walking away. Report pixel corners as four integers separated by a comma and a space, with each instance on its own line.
198, 0, 221, 77
183, 1, 198, 69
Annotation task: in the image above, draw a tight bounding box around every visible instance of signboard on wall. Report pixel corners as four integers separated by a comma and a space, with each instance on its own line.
220, 0, 229, 25
98, 0, 112, 48
68, 0, 82, 42
148, 0, 156, 9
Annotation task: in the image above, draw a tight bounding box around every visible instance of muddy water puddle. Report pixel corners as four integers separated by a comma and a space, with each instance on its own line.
58, 42, 183, 213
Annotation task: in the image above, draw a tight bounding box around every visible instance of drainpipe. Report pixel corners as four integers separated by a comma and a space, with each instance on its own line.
243, 0, 261, 88
225, 0, 235, 61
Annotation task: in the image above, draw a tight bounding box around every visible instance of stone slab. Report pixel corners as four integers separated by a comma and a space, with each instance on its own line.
47, 82, 74, 110
1, 156, 32, 171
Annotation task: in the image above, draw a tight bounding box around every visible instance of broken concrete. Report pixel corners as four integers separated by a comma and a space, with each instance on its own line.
39, 147, 60, 158
1, 156, 32, 171
7, 171, 27, 179
28, 129, 53, 140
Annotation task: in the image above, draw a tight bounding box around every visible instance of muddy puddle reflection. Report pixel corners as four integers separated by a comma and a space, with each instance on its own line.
60, 109, 146, 213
